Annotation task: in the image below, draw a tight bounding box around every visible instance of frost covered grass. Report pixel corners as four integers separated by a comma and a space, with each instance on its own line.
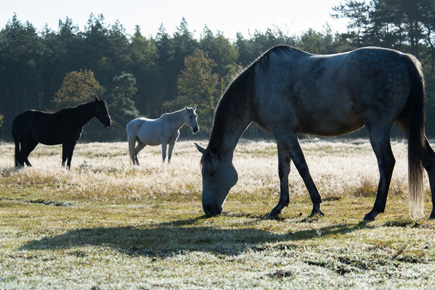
0, 139, 434, 289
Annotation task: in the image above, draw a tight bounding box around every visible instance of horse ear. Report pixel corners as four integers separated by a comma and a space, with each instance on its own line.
193, 105, 197, 110
195, 143, 206, 154
95, 97, 99, 102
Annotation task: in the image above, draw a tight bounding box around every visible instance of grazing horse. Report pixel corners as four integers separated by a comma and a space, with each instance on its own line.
196, 45, 435, 221
126, 106, 199, 165
12, 98, 111, 169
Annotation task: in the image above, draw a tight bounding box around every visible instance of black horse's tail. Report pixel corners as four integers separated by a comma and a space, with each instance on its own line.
406, 53, 426, 220
12, 126, 20, 168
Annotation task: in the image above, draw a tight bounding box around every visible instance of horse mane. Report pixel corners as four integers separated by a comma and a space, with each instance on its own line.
257, 45, 304, 70
210, 45, 296, 149
54, 99, 98, 115
161, 108, 186, 123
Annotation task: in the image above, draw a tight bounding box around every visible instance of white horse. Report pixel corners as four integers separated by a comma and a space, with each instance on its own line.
127, 106, 199, 165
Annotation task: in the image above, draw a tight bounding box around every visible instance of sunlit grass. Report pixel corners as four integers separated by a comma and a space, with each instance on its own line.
0, 139, 434, 289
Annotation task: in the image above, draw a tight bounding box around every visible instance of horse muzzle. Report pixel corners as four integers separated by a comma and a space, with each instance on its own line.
203, 204, 222, 217
192, 126, 199, 134
104, 116, 111, 128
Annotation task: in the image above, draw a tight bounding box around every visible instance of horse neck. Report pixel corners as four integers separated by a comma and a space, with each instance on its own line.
74, 101, 96, 127
210, 91, 252, 161
164, 109, 187, 131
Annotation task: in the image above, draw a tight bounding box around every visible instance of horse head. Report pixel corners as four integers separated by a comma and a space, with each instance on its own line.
195, 143, 238, 217
184, 106, 199, 133
95, 98, 111, 128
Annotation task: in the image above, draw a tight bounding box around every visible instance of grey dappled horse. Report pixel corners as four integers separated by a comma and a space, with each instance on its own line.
196, 45, 435, 221
127, 107, 199, 164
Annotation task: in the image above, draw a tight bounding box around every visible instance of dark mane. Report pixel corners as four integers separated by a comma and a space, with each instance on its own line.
210, 45, 295, 149
54, 99, 103, 115
257, 45, 302, 70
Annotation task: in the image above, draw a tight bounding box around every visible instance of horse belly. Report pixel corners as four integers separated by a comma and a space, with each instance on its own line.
298, 113, 364, 136
256, 95, 364, 137
136, 122, 164, 146
30, 117, 72, 145
295, 101, 364, 136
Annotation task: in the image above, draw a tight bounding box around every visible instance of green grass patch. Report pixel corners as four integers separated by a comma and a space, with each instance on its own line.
0, 140, 434, 289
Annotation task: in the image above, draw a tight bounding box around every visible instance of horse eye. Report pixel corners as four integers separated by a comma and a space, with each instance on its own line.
209, 171, 216, 177
190, 116, 193, 119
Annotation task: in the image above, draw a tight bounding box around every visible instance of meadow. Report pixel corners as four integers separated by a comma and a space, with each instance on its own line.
0, 139, 434, 289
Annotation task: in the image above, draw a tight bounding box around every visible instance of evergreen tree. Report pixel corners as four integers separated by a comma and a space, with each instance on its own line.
98, 72, 139, 141
0, 14, 43, 138
156, 18, 198, 107
199, 27, 239, 92
129, 26, 164, 117
165, 49, 219, 133
1, 8, 435, 140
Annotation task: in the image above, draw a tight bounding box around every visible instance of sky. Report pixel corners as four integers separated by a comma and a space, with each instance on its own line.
1, 0, 349, 39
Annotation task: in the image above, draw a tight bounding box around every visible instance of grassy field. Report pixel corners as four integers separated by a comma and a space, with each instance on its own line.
0, 139, 434, 289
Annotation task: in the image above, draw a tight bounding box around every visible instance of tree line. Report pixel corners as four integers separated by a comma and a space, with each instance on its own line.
1, 0, 435, 141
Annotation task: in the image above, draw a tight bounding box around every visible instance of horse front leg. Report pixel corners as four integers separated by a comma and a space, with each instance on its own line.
273, 130, 323, 217
363, 129, 395, 221
167, 142, 176, 163
62, 142, 76, 169
267, 142, 291, 219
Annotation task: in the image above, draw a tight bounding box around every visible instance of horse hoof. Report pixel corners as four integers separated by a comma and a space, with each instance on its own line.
266, 210, 281, 219
363, 213, 376, 221
308, 210, 324, 218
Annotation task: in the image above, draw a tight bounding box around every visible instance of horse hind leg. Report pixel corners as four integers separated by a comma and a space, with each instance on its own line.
128, 137, 137, 165
422, 139, 435, 219
133, 141, 146, 166
363, 126, 396, 221
22, 139, 38, 167
14, 140, 24, 168
161, 142, 168, 163
15, 146, 25, 168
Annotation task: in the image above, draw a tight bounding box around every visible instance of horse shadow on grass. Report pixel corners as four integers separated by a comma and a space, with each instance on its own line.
20, 215, 382, 257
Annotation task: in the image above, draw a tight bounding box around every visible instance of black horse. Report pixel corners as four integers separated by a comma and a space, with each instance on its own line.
12, 98, 111, 169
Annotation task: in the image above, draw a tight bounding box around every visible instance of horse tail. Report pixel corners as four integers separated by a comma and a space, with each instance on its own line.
405, 53, 426, 220
12, 124, 20, 168
126, 120, 138, 164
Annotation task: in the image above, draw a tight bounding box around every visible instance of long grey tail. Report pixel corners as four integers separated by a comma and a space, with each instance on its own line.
406, 54, 426, 220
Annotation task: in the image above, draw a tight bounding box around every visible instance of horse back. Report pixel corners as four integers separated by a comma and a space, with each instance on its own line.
13, 109, 79, 145
253, 46, 414, 136
344, 47, 413, 114
127, 117, 169, 145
